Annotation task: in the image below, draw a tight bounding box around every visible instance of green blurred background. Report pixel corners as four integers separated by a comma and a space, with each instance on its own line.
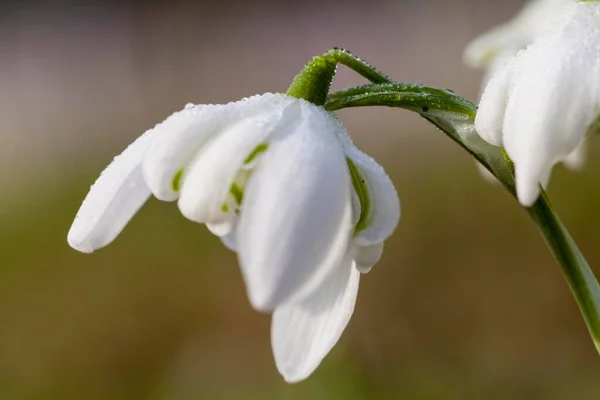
2, 0, 600, 398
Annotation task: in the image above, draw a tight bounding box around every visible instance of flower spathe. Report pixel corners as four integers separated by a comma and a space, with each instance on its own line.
474, 1, 600, 206
67, 92, 400, 382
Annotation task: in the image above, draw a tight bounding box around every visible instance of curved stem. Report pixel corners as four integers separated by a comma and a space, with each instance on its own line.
326, 84, 516, 192
286, 49, 391, 106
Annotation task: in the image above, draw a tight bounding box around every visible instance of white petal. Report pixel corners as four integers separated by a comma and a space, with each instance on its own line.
351, 242, 383, 274
271, 262, 359, 383
177, 101, 298, 224
475, 59, 515, 147
334, 127, 400, 246
562, 140, 587, 171
143, 93, 294, 201
237, 102, 353, 311
67, 130, 156, 253
502, 3, 600, 206
206, 219, 238, 251
206, 220, 236, 237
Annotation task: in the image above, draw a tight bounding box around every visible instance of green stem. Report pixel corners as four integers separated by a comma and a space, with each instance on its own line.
528, 193, 600, 351
286, 48, 391, 106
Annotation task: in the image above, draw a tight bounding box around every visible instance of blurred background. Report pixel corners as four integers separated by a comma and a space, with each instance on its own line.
2, 0, 600, 398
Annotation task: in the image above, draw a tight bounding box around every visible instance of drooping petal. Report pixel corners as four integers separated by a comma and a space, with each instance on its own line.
67, 129, 156, 253
562, 140, 587, 171
177, 101, 299, 224
501, 2, 600, 206
475, 59, 515, 147
271, 262, 359, 383
351, 242, 384, 274
334, 127, 400, 246
143, 93, 294, 201
237, 101, 353, 311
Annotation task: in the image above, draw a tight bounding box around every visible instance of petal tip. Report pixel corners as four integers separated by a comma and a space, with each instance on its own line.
67, 233, 95, 254
515, 173, 541, 207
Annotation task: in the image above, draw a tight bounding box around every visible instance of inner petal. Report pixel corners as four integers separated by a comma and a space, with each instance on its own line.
178, 103, 298, 224
143, 93, 296, 202
335, 125, 400, 246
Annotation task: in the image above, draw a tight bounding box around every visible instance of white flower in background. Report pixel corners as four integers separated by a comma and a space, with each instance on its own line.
464, 0, 587, 186
474, 1, 600, 206
67, 92, 400, 382
463, 0, 572, 72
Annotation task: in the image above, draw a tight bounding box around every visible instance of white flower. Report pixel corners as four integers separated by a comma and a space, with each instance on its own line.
474, 1, 600, 206
464, 0, 587, 188
67, 92, 400, 382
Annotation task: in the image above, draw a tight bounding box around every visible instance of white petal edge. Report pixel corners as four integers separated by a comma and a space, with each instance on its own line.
206, 219, 238, 251
351, 242, 384, 274
67, 130, 156, 253
177, 101, 298, 224
562, 140, 587, 171
143, 93, 295, 201
334, 125, 400, 246
475, 59, 515, 147
237, 101, 353, 311
271, 262, 359, 383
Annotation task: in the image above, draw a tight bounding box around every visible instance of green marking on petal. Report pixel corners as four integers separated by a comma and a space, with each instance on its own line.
230, 182, 244, 205
221, 203, 229, 213
244, 143, 269, 164
347, 157, 371, 235
172, 169, 184, 192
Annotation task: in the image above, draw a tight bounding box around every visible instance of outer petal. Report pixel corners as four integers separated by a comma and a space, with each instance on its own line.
351, 242, 384, 274
502, 3, 600, 206
475, 59, 515, 147
177, 101, 298, 224
271, 262, 359, 383
67, 130, 156, 253
562, 140, 587, 171
334, 126, 400, 246
237, 102, 353, 311
143, 93, 293, 201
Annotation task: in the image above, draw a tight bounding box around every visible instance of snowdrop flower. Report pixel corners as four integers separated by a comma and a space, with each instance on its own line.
464, 0, 589, 186
475, 1, 600, 206
67, 92, 399, 382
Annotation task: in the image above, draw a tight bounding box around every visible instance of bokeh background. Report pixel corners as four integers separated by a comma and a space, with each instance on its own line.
2, 0, 600, 398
